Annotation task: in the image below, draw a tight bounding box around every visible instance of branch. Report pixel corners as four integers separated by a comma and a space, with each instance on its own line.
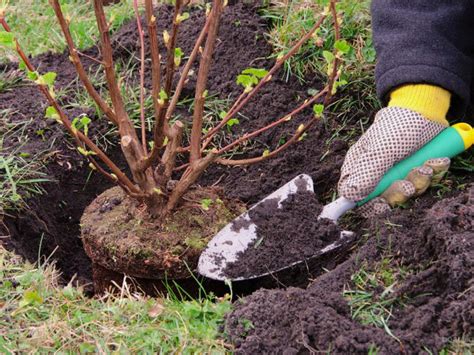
200, 12, 327, 148
216, 119, 319, 166
162, 121, 184, 180
50, 0, 117, 125
165, 151, 217, 213
324, 0, 340, 106
133, 0, 148, 153
0, 17, 138, 193
141, 0, 167, 172
93, 0, 146, 176
163, 0, 184, 96
189, 0, 223, 163
141, 6, 212, 171
165, 15, 211, 121
216, 88, 328, 155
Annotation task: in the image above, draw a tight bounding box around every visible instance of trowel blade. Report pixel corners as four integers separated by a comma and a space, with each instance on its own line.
197, 174, 354, 281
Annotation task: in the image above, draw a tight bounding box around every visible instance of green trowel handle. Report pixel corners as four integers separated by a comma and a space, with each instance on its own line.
357, 123, 473, 207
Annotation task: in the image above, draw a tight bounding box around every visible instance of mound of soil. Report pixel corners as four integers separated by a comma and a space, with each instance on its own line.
225, 185, 474, 353
223, 190, 347, 279
81, 186, 245, 279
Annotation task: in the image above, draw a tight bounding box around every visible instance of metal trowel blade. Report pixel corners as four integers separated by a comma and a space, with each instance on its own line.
197, 174, 354, 281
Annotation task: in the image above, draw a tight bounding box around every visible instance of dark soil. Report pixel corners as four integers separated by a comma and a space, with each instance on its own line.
81, 186, 244, 279
1, 1, 472, 352
225, 186, 474, 353
223, 191, 345, 279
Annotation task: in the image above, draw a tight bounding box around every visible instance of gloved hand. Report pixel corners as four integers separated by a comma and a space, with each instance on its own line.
338, 105, 450, 217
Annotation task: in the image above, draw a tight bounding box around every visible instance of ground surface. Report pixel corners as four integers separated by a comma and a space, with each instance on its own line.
1, 1, 473, 353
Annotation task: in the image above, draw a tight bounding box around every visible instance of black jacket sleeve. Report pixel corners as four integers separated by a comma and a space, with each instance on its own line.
371, 1, 474, 117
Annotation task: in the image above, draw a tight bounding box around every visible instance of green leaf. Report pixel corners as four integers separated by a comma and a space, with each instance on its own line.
219, 111, 227, 119
174, 47, 183, 66
45, 106, 59, 120
334, 39, 351, 54
19, 290, 43, 308
80, 116, 91, 136
201, 198, 213, 211
242, 68, 269, 79
174, 47, 183, 58
236, 74, 258, 89
226, 118, 239, 129
0, 32, 15, 48
322, 50, 335, 64
18, 60, 27, 71
158, 89, 168, 105
313, 104, 324, 117
42, 72, 57, 87
176, 12, 190, 23
27, 70, 38, 81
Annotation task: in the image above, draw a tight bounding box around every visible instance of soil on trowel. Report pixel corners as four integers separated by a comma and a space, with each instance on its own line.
223, 190, 346, 279
225, 185, 474, 353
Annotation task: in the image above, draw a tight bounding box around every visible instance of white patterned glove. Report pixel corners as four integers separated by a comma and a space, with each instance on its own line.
338, 107, 450, 217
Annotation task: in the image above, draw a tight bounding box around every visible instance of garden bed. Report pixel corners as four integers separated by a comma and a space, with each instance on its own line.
1, 2, 472, 353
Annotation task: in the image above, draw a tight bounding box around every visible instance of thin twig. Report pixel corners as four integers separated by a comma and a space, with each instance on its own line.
50, 0, 118, 125
217, 88, 328, 155
200, 13, 327, 148
189, 0, 223, 163
324, 0, 340, 106
133, 0, 148, 153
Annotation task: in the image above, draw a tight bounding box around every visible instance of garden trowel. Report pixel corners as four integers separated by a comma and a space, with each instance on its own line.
198, 123, 474, 281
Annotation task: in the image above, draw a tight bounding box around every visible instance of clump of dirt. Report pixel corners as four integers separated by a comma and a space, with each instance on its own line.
81, 186, 245, 279
223, 190, 346, 279
225, 185, 474, 353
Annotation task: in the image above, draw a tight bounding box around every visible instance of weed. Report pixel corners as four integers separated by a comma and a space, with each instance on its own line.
343, 257, 410, 341
0, 113, 49, 212
0, 68, 22, 93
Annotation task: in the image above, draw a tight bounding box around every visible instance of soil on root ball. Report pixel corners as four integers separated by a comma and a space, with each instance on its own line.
224, 185, 474, 354
81, 185, 245, 280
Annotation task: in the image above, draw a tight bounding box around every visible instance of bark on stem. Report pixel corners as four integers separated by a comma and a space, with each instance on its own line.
93, 0, 154, 193
165, 151, 217, 213
217, 88, 328, 155
324, 0, 340, 106
141, 0, 168, 172
50, 0, 118, 125
133, 0, 148, 153
189, 0, 223, 163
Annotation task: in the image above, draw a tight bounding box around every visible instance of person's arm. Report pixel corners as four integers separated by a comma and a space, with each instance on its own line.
371, 0, 474, 117
337, 1, 474, 216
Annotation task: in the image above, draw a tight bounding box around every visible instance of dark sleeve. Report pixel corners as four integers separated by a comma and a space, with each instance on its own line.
371, 1, 474, 117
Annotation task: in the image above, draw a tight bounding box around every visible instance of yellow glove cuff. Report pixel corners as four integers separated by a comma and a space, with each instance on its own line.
388, 84, 451, 126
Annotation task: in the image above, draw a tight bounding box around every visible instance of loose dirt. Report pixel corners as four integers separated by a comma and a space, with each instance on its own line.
223, 191, 345, 279
225, 186, 474, 353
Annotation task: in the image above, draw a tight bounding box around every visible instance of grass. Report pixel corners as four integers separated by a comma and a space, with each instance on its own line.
0, 245, 231, 353
0, 111, 50, 213
0, 0, 136, 61
343, 257, 410, 341
0, 68, 23, 93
